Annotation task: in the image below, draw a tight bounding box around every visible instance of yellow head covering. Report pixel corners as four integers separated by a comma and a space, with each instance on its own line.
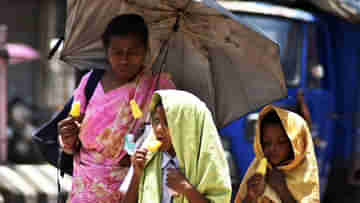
236, 105, 320, 203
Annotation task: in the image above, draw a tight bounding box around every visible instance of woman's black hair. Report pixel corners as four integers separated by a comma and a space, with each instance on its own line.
102, 14, 149, 50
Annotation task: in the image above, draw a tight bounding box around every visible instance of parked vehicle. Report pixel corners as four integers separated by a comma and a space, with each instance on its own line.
219, 2, 337, 198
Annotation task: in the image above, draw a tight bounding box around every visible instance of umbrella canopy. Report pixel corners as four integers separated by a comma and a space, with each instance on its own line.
59, 0, 287, 128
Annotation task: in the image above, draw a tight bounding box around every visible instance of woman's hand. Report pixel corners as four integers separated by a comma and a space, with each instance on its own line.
246, 173, 266, 201
58, 116, 83, 154
131, 149, 148, 178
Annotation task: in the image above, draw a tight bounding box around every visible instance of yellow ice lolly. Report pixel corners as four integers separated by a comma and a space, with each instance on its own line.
256, 158, 268, 176
130, 99, 143, 119
148, 140, 163, 153
70, 101, 81, 118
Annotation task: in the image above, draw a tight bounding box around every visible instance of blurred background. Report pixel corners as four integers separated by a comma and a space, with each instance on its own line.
1, 0, 360, 202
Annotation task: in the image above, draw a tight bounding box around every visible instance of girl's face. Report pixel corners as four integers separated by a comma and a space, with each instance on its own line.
262, 124, 293, 166
151, 105, 175, 155
107, 35, 146, 82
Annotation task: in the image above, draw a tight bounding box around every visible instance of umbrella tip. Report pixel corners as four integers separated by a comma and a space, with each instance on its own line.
173, 15, 180, 32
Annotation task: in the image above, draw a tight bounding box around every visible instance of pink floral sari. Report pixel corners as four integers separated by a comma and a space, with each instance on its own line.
67, 69, 175, 203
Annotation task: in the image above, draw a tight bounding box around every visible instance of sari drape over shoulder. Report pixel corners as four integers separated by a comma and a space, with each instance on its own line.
236, 105, 320, 203
68, 69, 175, 203
138, 90, 232, 203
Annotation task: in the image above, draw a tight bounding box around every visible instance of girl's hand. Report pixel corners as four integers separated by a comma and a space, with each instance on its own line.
167, 168, 210, 203
246, 173, 266, 200
132, 149, 148, 178
266, 169, 297, 203
266, 168, 287, 192
167, 168, 191, 195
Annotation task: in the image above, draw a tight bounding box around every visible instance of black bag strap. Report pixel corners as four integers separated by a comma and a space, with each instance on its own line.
84, 69, 105, 106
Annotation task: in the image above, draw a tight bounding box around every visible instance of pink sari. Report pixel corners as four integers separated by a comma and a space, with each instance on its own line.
67, 69, 175, 203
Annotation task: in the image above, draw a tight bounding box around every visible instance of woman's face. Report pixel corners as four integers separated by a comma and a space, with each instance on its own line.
262, 123, 293, 166
107, 35, 146, 82
151, 105, 174, 154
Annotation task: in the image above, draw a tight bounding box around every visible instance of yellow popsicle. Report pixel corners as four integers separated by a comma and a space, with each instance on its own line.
70, 101, 81, 118
256, 158, 268, 176
130, 99, 143, 119
148, 140, 162, 153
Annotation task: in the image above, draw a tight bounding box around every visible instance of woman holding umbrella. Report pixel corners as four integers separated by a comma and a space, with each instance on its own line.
57, 14, 175, 202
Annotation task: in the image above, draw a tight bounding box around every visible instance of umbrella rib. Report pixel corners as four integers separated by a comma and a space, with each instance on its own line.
125, 2, 175, 13
219, 52, 252, 111
184, 0, 193, 12
154, 33, 174, 90
150, 16, 177, 27
181, 15, 222, 41
181, 15, 214, 30
62, 37, 103, 58
181, 27, 219, 45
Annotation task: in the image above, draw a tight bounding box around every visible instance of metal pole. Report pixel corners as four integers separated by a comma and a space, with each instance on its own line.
0, 25, 8, 163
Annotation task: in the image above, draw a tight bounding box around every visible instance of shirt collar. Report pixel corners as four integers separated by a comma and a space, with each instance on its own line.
161, 152, 178, 169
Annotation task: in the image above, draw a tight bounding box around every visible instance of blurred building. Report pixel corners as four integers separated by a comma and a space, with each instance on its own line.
1, 0, 76, 164
1, 0, 75, 113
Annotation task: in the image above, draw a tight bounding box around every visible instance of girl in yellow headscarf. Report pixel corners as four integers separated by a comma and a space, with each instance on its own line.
235, 105, 320, 203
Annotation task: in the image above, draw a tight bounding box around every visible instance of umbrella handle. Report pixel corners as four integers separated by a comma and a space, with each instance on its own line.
154, 33, 172, 90
173, 15, 180, 32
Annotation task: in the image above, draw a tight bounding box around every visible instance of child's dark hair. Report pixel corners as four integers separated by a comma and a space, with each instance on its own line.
102, 14, 149, 50
151, 100, 163, 116
151, 100, 168, 127
260, 111, 284, 142
261, 111, 282, 130
260, 110, 294, 161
